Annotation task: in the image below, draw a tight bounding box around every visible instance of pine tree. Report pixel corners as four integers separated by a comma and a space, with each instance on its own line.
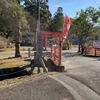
49, 7, 64, 32
24, 0, 52, 29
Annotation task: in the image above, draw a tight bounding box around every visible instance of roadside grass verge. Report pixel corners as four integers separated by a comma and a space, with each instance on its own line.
0, 46, 33, 52
0, 56, 32, 81
0, 56, 30, 69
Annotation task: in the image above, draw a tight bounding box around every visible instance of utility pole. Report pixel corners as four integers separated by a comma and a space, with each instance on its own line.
34, 0, 43, 65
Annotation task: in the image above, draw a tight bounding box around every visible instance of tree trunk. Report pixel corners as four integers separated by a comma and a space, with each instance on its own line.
81, 44, 84, 54
15, 41, 21, 57
15, 18, 21, 57
78, 41, 81, 52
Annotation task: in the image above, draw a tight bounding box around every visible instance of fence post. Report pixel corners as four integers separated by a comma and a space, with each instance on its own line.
58, 41, 62, 65
54, 46, 56, 61
95, 48, 96, 56
28, 48, 30, 58
50, 46, 52, 58
84, 47, 87, 55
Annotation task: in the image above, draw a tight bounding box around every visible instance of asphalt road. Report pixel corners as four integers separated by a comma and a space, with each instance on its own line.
0, 76, 75, 100
61, 48, 100, 99
0, 48, 100, 100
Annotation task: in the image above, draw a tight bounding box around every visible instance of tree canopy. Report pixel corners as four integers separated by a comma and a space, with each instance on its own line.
69, 6, 100, 53
24, 0, 52, 29
49, 7, 64, 32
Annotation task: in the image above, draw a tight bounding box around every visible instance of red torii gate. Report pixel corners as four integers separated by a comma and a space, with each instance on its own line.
41, 30, 62, 65
40, 16, 72, 66
41, 30, 62, 50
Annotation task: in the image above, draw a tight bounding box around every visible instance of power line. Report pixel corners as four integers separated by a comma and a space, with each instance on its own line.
93, 0, 100, 7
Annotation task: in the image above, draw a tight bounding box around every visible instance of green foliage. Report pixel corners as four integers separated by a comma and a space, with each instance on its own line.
69, 6, 100, 52
26, 13, 37, 31
49, 7, 64, 32
24, 0, 52, 28
0, 0, 29, 39
0, 1, 15, 39
12, 0, 29, 30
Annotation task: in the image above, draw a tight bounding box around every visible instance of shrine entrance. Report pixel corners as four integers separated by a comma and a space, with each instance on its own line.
41, 31, 62, 65
40, 16, 72, 66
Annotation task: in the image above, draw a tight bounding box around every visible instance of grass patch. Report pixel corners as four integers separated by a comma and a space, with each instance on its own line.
0, 56, 32, 81
0, 57, 31, 69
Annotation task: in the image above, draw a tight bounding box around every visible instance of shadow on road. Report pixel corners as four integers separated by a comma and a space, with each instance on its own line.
62, 52, 79, 58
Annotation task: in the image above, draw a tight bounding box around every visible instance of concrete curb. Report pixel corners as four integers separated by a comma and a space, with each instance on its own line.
48, 75, 83, 100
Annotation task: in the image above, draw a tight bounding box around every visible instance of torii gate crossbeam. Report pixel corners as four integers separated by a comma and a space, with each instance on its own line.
41, 30, 62, 50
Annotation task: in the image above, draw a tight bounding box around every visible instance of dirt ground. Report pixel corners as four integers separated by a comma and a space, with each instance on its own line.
0, 56, 32, 87
0, 56, 58, 88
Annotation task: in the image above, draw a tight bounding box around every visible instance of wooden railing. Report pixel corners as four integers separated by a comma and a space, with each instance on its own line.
84, 46, 100, 56
50, 45, 62, 66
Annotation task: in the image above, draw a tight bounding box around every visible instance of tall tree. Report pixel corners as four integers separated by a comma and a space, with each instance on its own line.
69, 6, 100, 53
0, 0, 12, 38
11, 0, 29, 57
49, 7, 64, 32
24, 0, 52, 29
3, 0, 29, 57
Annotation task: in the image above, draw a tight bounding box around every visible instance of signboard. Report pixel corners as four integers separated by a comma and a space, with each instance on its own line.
93, 41, 100, 48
